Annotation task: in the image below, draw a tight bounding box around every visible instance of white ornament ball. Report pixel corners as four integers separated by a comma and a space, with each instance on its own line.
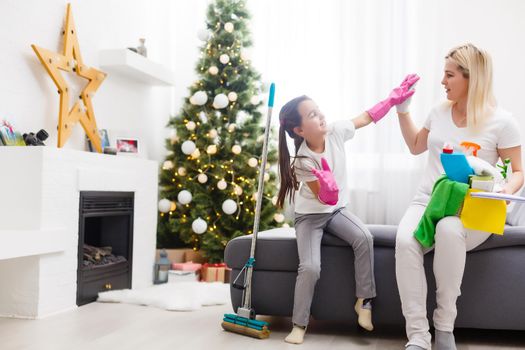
217, 179, 227, 190
234, 186, 243, 195
224, 22, 234, 33
271, 196, 278, 206
222, 199, 237, 215
177, 167, 187, 176
227, 91, 238, 102
197, 28, 209, 41
190, 91, 208, 106
199, 111, 208, 123
186, 121, 196, 131
248, 158, 258, 167
250, 95, 260, 105
232, 145, 242, 154
162, 160, 174, 170
206, 144, 218, 155
264, 173, 270, 181
228, 123, 237, 132
208, 129, 218, 138
192, 217, 207, 234
177, 190, 192, 205
274, 213, 285, 223
282, 223, 290, 228
197, 173, 208, 183
208, 66, 219, 75
181, 140, 196, 155
236, 111, 249, 124
158, 199, 171, 213
190, 149, 201, 159
213, 93, 229, 109
219, 54, 230, 64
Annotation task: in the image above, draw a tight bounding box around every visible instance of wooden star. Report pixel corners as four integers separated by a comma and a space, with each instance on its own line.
31, 3, 106, 153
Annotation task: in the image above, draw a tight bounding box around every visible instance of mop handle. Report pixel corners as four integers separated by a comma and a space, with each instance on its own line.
249, 82, 275, 258
242, 83, 275, 311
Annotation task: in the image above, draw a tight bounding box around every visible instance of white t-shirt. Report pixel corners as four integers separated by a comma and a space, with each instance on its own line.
293, 119, 356, 214
413, 103, 522, 205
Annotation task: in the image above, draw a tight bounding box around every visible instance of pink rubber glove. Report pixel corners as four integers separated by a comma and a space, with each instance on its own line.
311, 158, 339, 205
367, 74, 420, 123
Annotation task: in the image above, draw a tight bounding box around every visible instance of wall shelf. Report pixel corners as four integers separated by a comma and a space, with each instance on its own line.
99, 49, 175, 86
0, 228, 67, 260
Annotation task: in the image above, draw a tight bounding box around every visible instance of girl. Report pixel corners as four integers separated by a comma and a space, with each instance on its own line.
276, 74, 419, 344
395, 44, 523, 350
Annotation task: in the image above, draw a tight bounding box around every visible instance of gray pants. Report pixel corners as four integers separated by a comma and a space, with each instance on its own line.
292, 207, 376, 327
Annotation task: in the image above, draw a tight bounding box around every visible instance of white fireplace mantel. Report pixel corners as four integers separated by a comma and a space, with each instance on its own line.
0, 147, 158, 318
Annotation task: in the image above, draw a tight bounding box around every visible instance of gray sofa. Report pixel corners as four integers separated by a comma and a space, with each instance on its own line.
225, 207, 525, 330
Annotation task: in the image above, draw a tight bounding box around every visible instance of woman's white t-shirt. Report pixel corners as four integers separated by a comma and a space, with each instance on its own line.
412, 103, 521, 206
293, 120, 356, 214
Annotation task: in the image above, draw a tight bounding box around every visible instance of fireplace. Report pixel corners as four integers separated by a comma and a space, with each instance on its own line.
77, 191, 134, 306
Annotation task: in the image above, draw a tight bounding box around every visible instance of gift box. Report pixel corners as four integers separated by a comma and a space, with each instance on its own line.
224, 267, 232, 284
184, 249, 206, 263
201, 263, 227, 282
168, 270, 199, 283
155, 248, 193, 264
171, 261, 202, 272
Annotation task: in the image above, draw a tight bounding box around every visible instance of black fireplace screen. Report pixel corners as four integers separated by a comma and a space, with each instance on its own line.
77, 191, 134, 306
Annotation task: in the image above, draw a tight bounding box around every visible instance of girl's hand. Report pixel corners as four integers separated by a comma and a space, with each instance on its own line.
367, 74, 420, 123
311, 158, 339, 205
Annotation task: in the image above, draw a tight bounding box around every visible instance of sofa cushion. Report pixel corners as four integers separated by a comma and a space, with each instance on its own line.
225, 225, 525, 272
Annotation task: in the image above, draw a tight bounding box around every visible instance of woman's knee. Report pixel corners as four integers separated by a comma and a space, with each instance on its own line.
435, 216, 464, 242
395, 228, 422, 259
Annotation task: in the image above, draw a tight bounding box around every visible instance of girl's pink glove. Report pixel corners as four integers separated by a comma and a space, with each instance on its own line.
367, 74, 420, 123
311, 158, 339, 205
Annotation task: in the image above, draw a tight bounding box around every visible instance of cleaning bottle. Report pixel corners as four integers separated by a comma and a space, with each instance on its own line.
440, 142, 474, 184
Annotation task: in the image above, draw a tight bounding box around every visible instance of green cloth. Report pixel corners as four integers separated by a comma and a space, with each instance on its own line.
414, 175, 469, 247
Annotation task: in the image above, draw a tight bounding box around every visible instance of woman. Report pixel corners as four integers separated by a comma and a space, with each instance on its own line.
395, 43, 523, 350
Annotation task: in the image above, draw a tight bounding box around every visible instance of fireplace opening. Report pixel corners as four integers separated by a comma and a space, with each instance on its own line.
77, 191, 134, 306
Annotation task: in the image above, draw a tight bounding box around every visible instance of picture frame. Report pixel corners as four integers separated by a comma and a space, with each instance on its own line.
116, 138, 139, 154
86, 128, 111, 152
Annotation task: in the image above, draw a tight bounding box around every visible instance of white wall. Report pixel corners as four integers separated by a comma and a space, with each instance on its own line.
409, 0, 525, 136
0, 0, 178, 162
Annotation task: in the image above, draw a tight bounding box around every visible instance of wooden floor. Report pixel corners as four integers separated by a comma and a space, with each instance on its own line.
1, 302, 524, 350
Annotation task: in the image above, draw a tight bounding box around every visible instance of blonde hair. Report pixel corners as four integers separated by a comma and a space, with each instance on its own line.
445, 43, 497, 129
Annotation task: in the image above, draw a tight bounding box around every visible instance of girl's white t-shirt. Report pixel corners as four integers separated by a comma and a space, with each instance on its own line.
413, 103, 521, 205
293, 120, 356, 214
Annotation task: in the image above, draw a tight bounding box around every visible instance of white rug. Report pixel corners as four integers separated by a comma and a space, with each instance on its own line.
97, 281, 230, 311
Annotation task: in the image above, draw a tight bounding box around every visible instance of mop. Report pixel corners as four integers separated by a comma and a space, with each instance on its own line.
221, 83, 275, 339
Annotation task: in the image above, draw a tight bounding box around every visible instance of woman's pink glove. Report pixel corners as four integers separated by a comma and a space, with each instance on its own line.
311, 158, 339, 205
367, 74, 420, 123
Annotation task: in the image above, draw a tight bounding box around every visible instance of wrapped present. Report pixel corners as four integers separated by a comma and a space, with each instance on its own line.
171, 261, 202, 272
224, 267, 232, 284
168, 270, 199, 283
155, 248, 193, 264
184, 250, 206, 263
201, 263, 227, 282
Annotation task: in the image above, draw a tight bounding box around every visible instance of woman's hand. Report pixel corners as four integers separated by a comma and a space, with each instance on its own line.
311, 158, 339, 205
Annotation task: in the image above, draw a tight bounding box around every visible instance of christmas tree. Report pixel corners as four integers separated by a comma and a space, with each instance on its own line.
157, 0, 284, 263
